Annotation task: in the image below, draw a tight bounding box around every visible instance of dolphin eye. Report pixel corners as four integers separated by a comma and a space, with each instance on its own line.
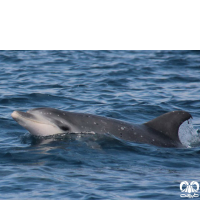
60, 126, 70, 131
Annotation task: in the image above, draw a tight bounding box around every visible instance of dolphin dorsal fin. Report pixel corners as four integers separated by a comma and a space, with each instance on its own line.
144, 110, 192, 141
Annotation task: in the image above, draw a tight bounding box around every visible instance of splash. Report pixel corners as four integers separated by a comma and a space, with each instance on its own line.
178, 118, 200, 148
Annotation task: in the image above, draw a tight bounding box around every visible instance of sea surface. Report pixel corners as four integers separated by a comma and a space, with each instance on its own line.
0, 50, 200, 200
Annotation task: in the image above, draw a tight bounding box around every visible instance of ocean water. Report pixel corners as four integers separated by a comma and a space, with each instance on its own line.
0, 50, 200, 200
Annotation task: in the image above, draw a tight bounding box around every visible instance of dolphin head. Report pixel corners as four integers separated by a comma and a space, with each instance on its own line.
11, 108, 80, 136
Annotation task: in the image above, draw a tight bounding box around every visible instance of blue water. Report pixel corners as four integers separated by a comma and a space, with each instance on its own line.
1, 50, 200, 199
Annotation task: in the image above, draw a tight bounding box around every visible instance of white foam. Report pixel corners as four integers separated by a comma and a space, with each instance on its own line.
178, 118, 200, 148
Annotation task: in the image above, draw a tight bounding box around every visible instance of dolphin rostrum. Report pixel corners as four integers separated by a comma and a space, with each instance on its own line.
11, 108, 192, 147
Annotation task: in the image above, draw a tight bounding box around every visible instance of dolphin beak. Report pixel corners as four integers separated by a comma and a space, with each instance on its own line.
11, 110, 28, 119
11, 110, 29, 128
11, 111, 21, 119
11, 110, 37, 122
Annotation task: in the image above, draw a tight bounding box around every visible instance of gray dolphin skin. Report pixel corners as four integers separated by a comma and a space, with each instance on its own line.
11, 108, 192, 147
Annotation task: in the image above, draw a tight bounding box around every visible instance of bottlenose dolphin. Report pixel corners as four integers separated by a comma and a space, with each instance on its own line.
11, 108, 192, 147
